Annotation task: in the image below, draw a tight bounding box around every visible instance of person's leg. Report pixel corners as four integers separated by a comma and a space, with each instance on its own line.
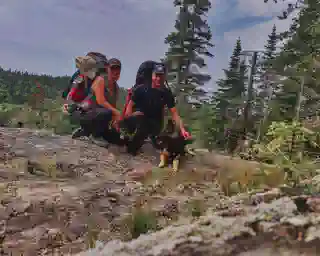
87, 108, 114, 147
70, 110, 91, 139
75, 108, 112, 146
90, 108, 113, 138
124, 115, 149, 155
148, 119, 163, 149
102, 127, 127, 146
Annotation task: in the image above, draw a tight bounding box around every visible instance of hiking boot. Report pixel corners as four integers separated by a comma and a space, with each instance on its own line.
71, 127, 89, 139
90, 135, 109, 148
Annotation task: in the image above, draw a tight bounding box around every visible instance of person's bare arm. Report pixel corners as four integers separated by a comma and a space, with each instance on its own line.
169, 107, 185, 131
124, 100, 134, 117
165, 89, 185, 132
92, 77, 119, 115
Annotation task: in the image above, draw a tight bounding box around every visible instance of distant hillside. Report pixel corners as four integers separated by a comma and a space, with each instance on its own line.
0, 67, 128, 133
0, 67, 128, 106
0, 67, 70, 105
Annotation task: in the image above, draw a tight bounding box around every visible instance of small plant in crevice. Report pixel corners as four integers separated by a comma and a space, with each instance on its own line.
216, 164, 262, 196
301, 171, 320, 195
130, 209, 157, 239
188, 199, 205, 217
86, 221, 100, 249
38, 155, 58, 178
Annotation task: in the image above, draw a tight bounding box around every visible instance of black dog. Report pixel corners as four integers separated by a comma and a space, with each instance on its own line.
155, 119, 193, 172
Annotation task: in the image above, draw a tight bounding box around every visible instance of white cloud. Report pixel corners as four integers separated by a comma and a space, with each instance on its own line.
236, 0, 297, 17
124, 0, 172, 10
224, 16, 293, 50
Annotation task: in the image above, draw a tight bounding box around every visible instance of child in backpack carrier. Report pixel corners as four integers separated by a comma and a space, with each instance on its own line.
155, 119, 194, 172
63, 52, 107, 114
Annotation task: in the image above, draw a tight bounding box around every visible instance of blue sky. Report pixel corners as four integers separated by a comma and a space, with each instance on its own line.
0, 0, 294, 90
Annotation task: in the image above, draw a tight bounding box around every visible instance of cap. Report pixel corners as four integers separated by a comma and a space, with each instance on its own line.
153, 64, 165, 74
108, 58, 121, 68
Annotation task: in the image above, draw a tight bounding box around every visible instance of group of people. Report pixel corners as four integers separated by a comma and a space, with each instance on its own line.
62, 51, 191, 156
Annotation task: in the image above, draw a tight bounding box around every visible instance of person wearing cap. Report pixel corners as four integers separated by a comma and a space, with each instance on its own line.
121, 62, 190, 155
67, 54, 123, 147
90, 57, 121, 116
83, 56, 123, 146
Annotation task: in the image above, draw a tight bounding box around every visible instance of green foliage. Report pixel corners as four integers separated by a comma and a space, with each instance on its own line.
210, 38, 247, 150
0, 66, 128, 134
214, 38, 247, 113
188, 199, 205, 217
0, 67, 70, 105
194, 103, 219, 149
130, 209, 158, 239
253, 121, 319, 187
205, 0, 320, 165
0, 104, 23, 125
255, 25, 279, 128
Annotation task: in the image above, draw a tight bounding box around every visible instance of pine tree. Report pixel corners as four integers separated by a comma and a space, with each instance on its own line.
263, 25, 278, 61
197, 101, 218, 149
211, 38, 247, 148
271, 0, 320, 121
255, 25, 279, 139
214, 38, 247, 119
164, 0, 214, 124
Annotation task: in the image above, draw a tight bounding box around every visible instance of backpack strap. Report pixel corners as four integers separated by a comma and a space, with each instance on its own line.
62, 70, 81, 99
82, 74, 99, 102
71, 70, 80, 83
115, 82, 119, 104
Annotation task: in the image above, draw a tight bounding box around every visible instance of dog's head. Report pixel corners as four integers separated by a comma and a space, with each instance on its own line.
154, 119, 176, 150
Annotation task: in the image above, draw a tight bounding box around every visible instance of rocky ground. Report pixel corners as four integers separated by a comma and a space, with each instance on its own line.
0, 128, 318, 255
0, 128, 219, 255
78, 195, 320, 256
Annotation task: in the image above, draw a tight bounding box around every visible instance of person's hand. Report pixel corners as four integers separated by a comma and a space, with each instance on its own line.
132, 111, 144, 116
181, 128, 191, 139
111, 109, 121, 130
110, 120, 119, 130
112, 109, 121, 121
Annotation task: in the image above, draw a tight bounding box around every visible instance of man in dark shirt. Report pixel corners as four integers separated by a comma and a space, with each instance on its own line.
121, 63, 190, 155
